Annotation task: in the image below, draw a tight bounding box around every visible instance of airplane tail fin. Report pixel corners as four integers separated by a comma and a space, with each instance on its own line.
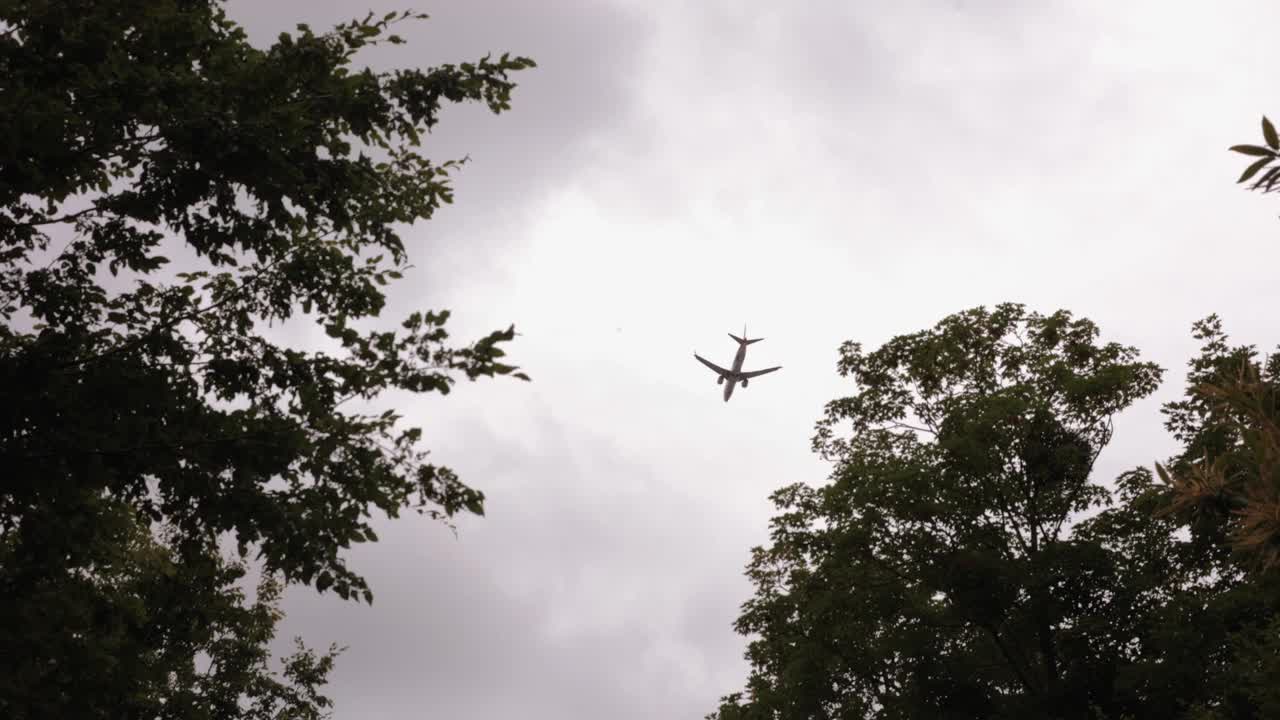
728, 332, 764, 346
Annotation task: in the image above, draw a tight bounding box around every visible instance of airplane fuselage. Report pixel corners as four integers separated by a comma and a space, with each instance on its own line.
723, 343, 749, 401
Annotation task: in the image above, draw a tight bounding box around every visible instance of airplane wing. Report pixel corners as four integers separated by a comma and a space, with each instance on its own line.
694, 353, 733, 378
739, 366, 782, 380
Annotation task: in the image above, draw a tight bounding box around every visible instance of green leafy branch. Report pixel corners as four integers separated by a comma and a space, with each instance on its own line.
1230, 116, 1280, 192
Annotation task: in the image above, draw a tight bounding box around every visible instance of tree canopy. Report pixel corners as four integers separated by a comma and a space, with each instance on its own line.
1153, 123, 1280, 571
712, 304, 1280, 720
1157, 316, 1280, 570
0, 2, 533, 716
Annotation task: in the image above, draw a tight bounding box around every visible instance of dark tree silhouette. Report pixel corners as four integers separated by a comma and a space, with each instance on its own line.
0, 2, 533, 716
713, 305, 1280, 719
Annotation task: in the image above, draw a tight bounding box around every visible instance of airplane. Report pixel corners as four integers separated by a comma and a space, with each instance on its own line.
694, 326, 782, 402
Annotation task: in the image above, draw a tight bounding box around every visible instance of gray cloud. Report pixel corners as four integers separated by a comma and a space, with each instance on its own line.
227, 0, 654, 302
274, 410, 762, 718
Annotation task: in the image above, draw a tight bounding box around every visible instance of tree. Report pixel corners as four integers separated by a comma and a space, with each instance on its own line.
1156, 317, 1280, 571
1153, 122, 1280, 571
0, 2, 533, 716
711, 304, 1280, 720
1, 506, 343, 719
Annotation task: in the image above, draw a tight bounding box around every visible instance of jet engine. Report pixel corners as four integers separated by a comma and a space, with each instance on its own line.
741, 378, 749, 388
716, 375, 725, 385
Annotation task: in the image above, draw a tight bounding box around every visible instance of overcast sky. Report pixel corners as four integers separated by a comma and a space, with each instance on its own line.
222, 1, 1280, 717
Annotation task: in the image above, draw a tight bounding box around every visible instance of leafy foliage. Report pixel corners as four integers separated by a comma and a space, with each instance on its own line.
1229, 116, 1280, 191
0, 1, 533, 716
712, 305, 1280, 719
1, 501, 342, 719
1157, 317, 1280, 571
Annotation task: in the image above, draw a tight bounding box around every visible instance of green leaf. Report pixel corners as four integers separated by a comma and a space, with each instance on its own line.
316, 571, 334, 593
1239, 156, 1272, 184
1256, 165, 1280, 190
1264, 116, 1279, 149
1154, 462, 1172, 485
1229, 144, 1275, 157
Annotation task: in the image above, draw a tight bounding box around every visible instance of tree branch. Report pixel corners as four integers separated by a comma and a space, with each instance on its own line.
54, 257, 285, 373
979, 622, 1038, 695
